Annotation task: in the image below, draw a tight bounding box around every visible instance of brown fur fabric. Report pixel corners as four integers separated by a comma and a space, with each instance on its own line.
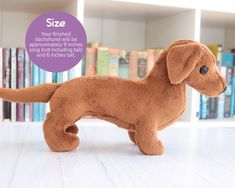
0, 40, 226, 155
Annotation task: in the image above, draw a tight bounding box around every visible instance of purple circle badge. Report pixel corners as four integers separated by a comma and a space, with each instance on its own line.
25, 11, 87, 72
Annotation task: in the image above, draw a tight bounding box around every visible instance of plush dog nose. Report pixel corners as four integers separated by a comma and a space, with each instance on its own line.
223, 86, 227, 93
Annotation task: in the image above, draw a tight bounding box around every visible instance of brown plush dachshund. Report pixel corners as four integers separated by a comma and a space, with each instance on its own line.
0, 40, 226, 155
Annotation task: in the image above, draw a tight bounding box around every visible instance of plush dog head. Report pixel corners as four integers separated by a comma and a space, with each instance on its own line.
166, 40, 226, 96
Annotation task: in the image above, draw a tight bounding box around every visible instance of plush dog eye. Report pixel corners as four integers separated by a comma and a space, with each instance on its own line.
199, 66, 208, 74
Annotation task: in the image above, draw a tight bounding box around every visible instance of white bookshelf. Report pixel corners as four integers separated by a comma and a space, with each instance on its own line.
0, 0, 235, 123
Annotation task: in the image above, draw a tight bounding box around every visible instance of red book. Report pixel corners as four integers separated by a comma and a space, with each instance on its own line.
16, 48, 25, 122
3, 48, 11, 121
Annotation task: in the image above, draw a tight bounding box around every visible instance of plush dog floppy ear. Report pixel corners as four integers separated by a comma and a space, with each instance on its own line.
166, 42, 202, 84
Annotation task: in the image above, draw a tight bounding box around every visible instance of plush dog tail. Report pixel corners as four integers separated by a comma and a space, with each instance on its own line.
0, 83, 61, 103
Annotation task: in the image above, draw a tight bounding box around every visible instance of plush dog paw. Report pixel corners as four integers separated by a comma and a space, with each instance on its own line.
128, 131, 137, 144
137, 140, 164, 155
48, 134, 80, 152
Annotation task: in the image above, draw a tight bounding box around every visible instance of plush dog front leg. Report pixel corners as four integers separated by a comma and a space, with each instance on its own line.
135, 124, 164, 155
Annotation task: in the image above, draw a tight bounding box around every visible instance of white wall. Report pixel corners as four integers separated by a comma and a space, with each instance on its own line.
200, 27, 225, 46
1, 11, 36, 48
0, 10, 2, 46
225, 27, 235, 49
84, 17, 146, 50
146, 10, 196, 48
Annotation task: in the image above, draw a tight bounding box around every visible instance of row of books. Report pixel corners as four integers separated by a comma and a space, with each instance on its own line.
0, 48, 79, 122
82, 43, 163, 79
199, 44, 235, 119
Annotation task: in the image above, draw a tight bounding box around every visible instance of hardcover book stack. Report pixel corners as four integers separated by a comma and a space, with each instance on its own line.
83, 43, 164, 79
199, 44, 235, 119
0, 48, 77, 122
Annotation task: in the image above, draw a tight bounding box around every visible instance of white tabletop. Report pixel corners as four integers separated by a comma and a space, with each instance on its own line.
0, 121, 235, 188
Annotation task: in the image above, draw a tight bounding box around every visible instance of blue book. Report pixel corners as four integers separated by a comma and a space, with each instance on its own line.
32, 64, 40, 122
39, 68, 46, 122
200, 95, 208, 119
56, 72, 63, 83
118, 57, 129, 79
222, 53, 235, 68
52, 72, 57, 83
231, 67, 235, 116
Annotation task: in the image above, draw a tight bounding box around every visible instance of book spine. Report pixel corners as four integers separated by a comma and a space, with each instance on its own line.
56, 72, 63, 83
11, 48, 17, 122
137, 51, 148, 79
68, 69, 75, 80
207, 97, 218, 119
147, 49, 155, 74
45, 71, 52, 114
0, 48, 3, 122
52, 72, 57, 83
32, 64, 40, 122
16, 48, 25, 122
231, 67, 235, 116
85, 48, 97, 76
63, 71, 68, 82
29, 60, 33, 121
217, 67, 227, 118
224, 68, 233, 117
3, 48, 11, 121
200, 95, 208, 119
39, 68, 45, 122
128, 51, 138, 80
108, 48, 120, 77
97, 48, 109, 75
24, 51, 30, 121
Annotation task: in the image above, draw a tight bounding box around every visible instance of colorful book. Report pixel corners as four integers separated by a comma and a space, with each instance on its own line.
217, 67, 227, 118
222, 53, 235, 68
224, 68, 233, 117
63, 71, 69, 82
39, 68, 46, 122
32, 64, 40, 122
207, 97, 218, 119
3, 48, 11, 121
11, 48, 17, 122
154, 48, 164, 62
97, 47, 109, 75
68, 68, 75, 80
128, 50, 138, 80
146, 49, 155, 74
109, 48, 120, 77
137, 51, 148, 79
16, 48, 25, 121
200, 95, 208, 119
0, 48, 3, 121
24, 51, 31, 121
231, 67, 235, 116
56, 72, 63, 83
118, 50, 128, 79
52, 72, 57, 83
85, 48, 97, 76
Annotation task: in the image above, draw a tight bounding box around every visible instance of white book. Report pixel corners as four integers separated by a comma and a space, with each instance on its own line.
63, 71, 68, 82
11, 48, 17, 122
0, 48, 3, 122
45, 71, 52, 113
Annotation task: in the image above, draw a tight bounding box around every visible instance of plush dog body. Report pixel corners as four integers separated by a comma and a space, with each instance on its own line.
0, 40, 226, 155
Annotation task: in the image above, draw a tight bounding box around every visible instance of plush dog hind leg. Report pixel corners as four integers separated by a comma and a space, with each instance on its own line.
135, 122, 164, 155
43, 112, 80, 152
128, 131, 137, 144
